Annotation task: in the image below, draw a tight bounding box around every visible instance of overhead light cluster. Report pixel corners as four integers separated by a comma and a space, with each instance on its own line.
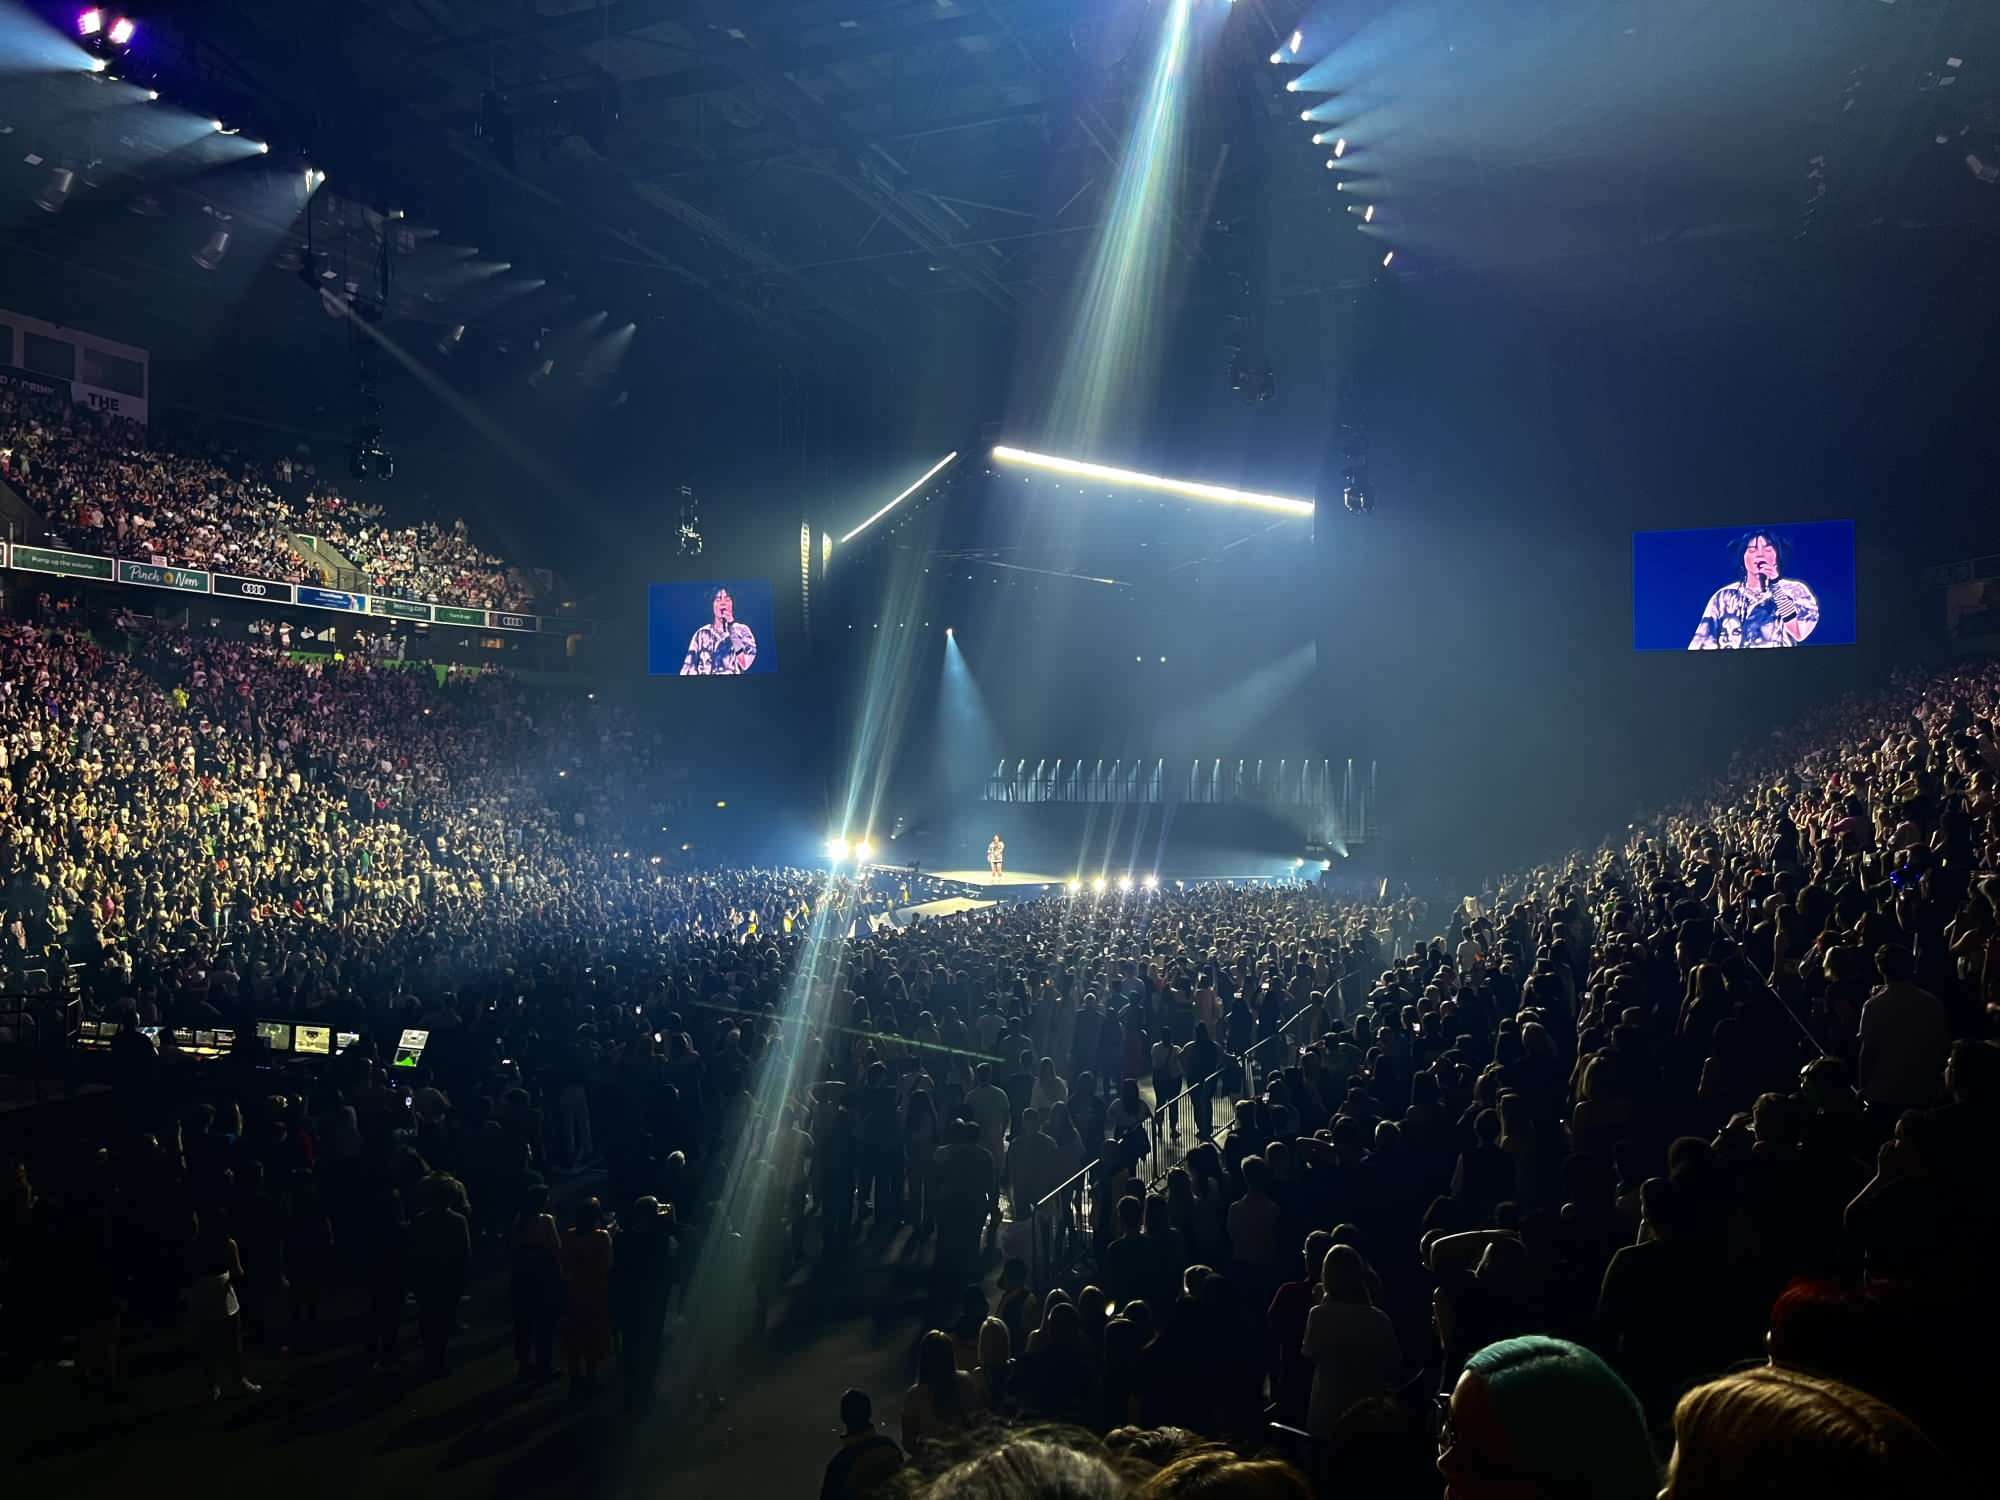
78, 9, 137, 77
1270, 36, 1395, 273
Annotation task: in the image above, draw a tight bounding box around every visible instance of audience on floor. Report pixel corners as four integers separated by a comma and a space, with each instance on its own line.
0, 609, 1992, 1499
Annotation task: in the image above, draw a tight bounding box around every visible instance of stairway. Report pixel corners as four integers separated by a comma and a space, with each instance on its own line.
290, 532, 361, 590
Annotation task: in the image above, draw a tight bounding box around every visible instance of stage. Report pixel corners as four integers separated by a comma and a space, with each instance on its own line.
887, 895, 999, 927
925, 868, 1068, 891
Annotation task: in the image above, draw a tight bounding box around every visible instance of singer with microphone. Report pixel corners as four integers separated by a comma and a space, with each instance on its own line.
1687, 530, 1820, 649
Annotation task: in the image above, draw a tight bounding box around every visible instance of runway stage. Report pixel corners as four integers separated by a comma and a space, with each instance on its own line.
925, 868, 1067, 891
890, 896, 998, 926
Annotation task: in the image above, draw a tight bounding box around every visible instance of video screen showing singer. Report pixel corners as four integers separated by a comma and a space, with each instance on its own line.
679, 587, 758, 675
1687, 530, 1820, 649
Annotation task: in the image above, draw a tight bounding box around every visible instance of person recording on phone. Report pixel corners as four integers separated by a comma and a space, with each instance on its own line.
1687, 530, 1820, 649
679, 587, 758, 675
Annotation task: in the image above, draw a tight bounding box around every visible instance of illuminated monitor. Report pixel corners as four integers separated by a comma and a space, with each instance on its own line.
647, 580, 777, 676
256, 1019, 293, 1052
1633, 520, 1856, 651
335, 1030, 361, 1054
212, 1027, 235, 1052
294, 1024, 331, 1057
392, 1027, 430, 1069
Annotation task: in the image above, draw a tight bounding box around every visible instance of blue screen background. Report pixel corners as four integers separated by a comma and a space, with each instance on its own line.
1632, 521, 1856, 651
647, 580, 779, 676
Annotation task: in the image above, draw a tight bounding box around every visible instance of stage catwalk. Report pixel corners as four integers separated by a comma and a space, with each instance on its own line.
925, 868, 1066, 890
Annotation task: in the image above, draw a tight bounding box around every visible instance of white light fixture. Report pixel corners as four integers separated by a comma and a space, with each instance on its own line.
1269, 50, 1283, 64
1382, 249, 1395, 266
1142, 874, 1159, 891
1285, 80, 1299, 92
1363, 203, 1375, 222
1067, 879, 1082, 894
1289, 29, 1303, 54
1334, 138, 1346, 158
1092, 876, 1107, 894
840, 451, 958, 544
991, 445, 1313, 517
1299, 109, 1312, 122
854, 840, 875, 862
826, 836, 850, 860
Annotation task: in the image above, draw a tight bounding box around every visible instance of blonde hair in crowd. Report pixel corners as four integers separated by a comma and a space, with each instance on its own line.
1667, 1368, 1947, 1500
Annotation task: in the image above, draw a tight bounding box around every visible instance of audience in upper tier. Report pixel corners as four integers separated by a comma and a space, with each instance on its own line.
0, 382, 532, 610
1, 606, 1995, 1497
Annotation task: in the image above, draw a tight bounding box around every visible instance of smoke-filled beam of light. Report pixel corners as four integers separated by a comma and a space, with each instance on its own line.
1046, 0, 1198, 453
670, 871, 854, 1401
940, 632, 999, 811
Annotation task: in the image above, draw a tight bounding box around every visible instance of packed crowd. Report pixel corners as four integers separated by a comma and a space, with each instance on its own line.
0, 616, 1993, 1498
0, 383, 532, 610
309, 507, 532, 615
807, 660, 2000, 1496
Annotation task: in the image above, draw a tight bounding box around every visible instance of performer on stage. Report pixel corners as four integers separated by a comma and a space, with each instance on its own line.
1688, 530, 1819, 649
679, 587, 758, 675
987, 835, 1005, 879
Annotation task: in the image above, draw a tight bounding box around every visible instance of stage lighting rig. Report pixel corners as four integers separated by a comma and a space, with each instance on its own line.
78, 10, 138, 79
676, 485, 703, 556
1340, 429, 1374, 514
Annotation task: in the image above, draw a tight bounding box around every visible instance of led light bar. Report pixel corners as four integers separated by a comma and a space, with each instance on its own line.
991, 445, 1314, 517
840, 451, 958, 544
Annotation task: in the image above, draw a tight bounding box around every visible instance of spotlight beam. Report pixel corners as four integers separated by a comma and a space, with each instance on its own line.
839, 451, 958, 544
991, 445, 1314, 517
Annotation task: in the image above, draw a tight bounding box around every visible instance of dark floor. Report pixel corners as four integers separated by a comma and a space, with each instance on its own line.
10, 1091, 1235, 1499
11, 1241, 937, 1499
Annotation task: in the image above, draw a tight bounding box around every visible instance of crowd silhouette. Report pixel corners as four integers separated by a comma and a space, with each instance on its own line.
0, 607, 1989, 1499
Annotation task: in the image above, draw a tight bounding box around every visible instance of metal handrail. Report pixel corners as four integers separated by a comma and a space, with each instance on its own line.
1014, 960, 1376, 1289
1145, 998, 1320, 1184
1143, 960, 1369, 1178
1020, 988, 1345, 1290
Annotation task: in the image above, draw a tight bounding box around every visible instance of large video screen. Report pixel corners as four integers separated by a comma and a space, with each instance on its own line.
647, 580, 778, 676
1633, 521, 1856, 651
